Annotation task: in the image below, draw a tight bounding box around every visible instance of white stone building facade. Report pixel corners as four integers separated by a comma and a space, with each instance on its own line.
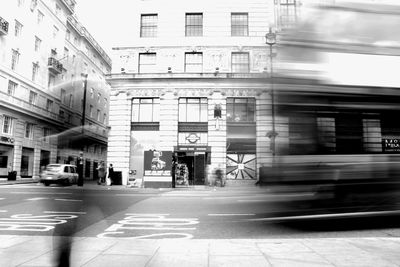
0, 0, 111, 180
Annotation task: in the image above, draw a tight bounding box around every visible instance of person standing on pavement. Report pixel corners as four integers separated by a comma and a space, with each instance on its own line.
171, 155, 177, 188
107, 163, 114, 186
77, 153, 84, 186
97, 161, 106, 185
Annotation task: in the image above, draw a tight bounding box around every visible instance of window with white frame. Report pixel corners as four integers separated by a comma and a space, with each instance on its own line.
60, 89, 65, 104
226, 98, 255, 122
131, 98, 160, 122
185, 13, 203, 36
48, 73, 55, 88
185, 52, 203, 73
11, 49, 19, 70
43, 128, 50, 142
90, 87, 94, 98
25, 123, 34, 139
97, 109, 100, 121
14, 20, 23, 37
7, 80, 17, 95
34, 36, 41, 52
32, 62, 39, 81
55, 4, 61, 16
231, 13, 248, 36
68, 94, 73, 108
53, 25, 58, 39
179, 98, 208, 122
140, 14, 157, 37
103, 113, 107, 124
63, 47, 69, 59
2, 115, 14, 135
37, 10, 44, 24
139, 53, 156, 73
231, 52, 249, 73
89, 105, 93, 117
97, 93, 101, 103
66, 29, 70, 41
46, 99, 53, 111
29, 91, 37, 105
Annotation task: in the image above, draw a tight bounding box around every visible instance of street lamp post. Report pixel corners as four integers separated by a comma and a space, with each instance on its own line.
78, 73, 88, 186
265, 27, 278, 159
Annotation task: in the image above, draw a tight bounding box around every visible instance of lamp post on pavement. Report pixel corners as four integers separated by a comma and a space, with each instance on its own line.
78, 73, 88, 186
265, 27, 278, 159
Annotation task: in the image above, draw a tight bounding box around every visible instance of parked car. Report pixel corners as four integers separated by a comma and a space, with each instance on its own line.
40, 164, 78, 186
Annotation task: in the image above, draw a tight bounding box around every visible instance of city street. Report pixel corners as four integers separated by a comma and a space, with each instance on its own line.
1, 182, 400, 266
1, 182, 400, 239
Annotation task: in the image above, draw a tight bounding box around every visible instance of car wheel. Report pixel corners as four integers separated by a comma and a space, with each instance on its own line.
63, 178, 70, 186
44, 181, 50, 186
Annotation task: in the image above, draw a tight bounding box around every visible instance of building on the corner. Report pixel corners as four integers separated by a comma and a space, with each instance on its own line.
107, 0, 280, 187
0, 0, 111, 181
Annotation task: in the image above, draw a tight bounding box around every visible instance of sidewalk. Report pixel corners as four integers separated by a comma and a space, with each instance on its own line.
0, 235, 399, 266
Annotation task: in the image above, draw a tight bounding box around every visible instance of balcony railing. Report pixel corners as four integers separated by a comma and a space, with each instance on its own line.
48, 57, 63, 74
0, 16, 9, 35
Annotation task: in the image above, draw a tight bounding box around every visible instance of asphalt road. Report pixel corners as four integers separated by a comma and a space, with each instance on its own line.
1, 183, 400, 240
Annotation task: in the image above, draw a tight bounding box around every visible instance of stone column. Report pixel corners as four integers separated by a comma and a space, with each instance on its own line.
159, 90, 178, 151
12, 120, 24, 180
107, 91, 131, 185
208, 91, 226, 184
32, 148, 40, 180
256, 91, 272, 180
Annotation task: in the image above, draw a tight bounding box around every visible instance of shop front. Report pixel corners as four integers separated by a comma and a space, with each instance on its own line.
173, 146, 211, 186
0, 142, 14, 178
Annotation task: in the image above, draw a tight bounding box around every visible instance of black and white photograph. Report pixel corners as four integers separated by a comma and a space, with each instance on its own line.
1, 0, 400, 266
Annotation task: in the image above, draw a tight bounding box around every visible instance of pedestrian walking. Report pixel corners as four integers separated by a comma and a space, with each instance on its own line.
171, 155, 177, 188
106, 163, 114, 186
97, 161, 106, 185
77, 153, 84, 186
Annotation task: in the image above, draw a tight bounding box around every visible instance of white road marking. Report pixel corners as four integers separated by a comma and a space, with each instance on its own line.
11, 192, 72, 195
55, 199, 82, 202
44, 211, 86, 214
0, 198, 5, 200
208, 213, 255, 216
125, 213, 170, 216
27, 197, 48, 201
237, 199, 271, 203
0, 210, 7, 213
244, 210, 400, 222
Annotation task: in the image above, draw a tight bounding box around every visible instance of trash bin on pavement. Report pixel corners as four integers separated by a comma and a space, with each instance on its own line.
8, 171, 17, 180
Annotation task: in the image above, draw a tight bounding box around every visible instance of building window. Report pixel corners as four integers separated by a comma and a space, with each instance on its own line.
32, 62, 39, 81
43, 128, 50, 143
48, 73, 55, 88
17, 0, 25, 7
34, 36, 41, 52
55, 4, 61, 16
97, 93, 101, 103
2, 115, 14, 135
29, 91, 37, 105
63, 47, 69, 59
90, 87, 94, 98
66, 29, 70, 41
226, 98, 255, 122
68, 94, 73, 108
60, 89, 65, 104
138, 53, 156, 73
104, 98, 107, 108
30, 0, 37, 11
103, 113, 107, 124
131, 98, 160, 122
179, 98, 208, 122
25, 123, 34, 139
231, 52, 249, 73
53, 25, 58, 39
89, 105, 93, 117
140, 14, 157, 37
59, 109, 65, 119
231, 13, 248, 36
97, 109, 100, 121
7, 80, 17, 95
185, 52, 203, 73
46, 99, 53, 111
278, 0, 298, 29
11, 49, 19, 70
185, 13, 203, 36
14, 20, 22, 37
37, 10, 44, 24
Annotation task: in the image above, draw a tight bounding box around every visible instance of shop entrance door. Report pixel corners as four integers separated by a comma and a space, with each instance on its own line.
194, 153, 205, 185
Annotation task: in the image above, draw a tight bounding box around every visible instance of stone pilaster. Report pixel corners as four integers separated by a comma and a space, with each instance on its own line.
159, 91, 178, 151
208, 91, 226, 182
256, 91, 272, 179
107, 91, 131, 185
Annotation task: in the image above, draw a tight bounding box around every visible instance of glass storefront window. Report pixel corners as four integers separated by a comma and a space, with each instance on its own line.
131, 98, 159, 122
226, 98, 255, 122
179, 98, 208, 122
